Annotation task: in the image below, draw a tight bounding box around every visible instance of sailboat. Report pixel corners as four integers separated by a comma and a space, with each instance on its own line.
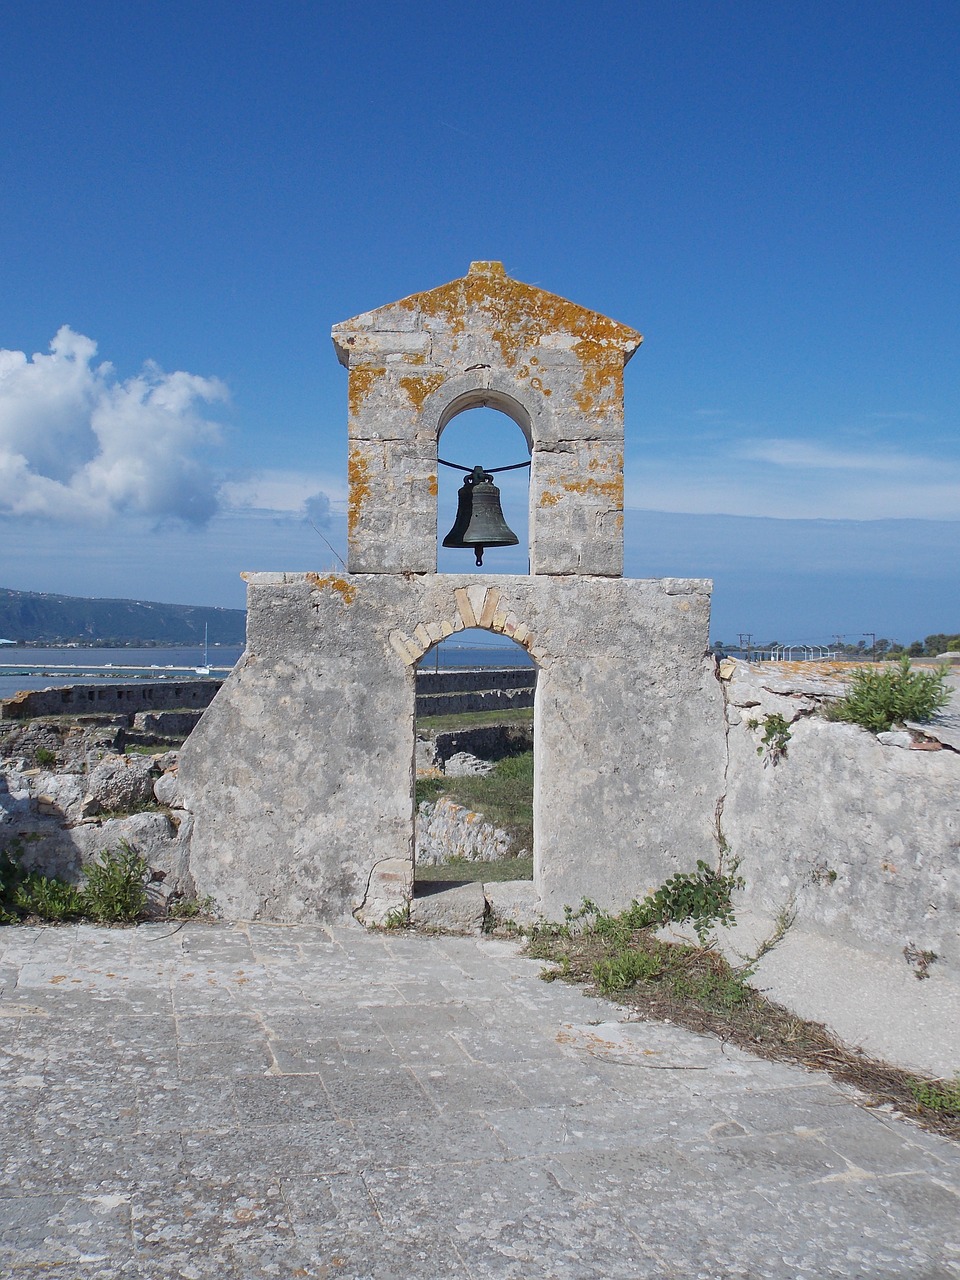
195, 624, 211, 675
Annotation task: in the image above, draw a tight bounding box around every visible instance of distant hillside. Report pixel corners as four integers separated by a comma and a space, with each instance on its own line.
0, 588, 246, 646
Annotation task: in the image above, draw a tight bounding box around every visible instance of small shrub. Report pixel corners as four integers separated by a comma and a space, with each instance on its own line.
35, 747, 57, 766
81, 842, 149, 923
557, 861, 743, 948
826, 656, 951, 733
14, 873, 84, 922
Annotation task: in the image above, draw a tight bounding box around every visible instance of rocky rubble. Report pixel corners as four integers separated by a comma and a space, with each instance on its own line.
0, 720, 194, 909
416, 796, 514, 865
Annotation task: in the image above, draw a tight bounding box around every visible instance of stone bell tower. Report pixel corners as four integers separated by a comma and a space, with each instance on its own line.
180, 264, 725, 924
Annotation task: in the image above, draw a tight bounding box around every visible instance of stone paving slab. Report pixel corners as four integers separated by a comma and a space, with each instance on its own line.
1, 921, 958, 1279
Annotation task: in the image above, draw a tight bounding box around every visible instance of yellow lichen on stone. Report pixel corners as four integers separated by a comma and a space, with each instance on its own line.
399, 371, 445, 411
394, 269, 641, 374
427, 474, 438, 496
348, 365, 385, 416
307, 574, 357, 605
347, 447, 371, 538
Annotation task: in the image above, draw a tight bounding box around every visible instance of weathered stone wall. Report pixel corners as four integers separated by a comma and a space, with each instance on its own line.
0, 741, 192, 909
416, 798, 513, 865
720, 662, 960, 969
179, 571, 720, 923
1, 679, 222, 721
415, 666, 535, 716
421, 724, 533, 770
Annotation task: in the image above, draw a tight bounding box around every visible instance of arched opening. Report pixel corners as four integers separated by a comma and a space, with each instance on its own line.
413, 628, 537, 903
437, 406, 531, 574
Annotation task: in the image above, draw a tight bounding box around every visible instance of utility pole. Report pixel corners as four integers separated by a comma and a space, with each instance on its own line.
833, 634, 845, 657
738, 633, 753, 661
863, 632, 876, 662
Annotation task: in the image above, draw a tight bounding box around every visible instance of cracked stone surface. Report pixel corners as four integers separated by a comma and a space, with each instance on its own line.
2, 921, 959, 1278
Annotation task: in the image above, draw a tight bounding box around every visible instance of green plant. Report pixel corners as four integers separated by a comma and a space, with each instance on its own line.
909, 1074, 960, 1117
825, 656, 952, 733
35, 747, 57, 766
415, 776, 445, 805
0, 843, 26, 923
381, 903, 411, 930
14, 873, 84, 922
165, 894, 215, 919
80, 842, 149, 923
555, 860, 743, 949
593, 947, 665, 994
757, 713, 791, 763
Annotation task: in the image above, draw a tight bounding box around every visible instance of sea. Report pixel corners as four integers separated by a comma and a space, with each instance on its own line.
0, 634, 532, 702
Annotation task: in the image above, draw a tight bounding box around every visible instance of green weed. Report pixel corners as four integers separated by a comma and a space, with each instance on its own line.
757, 713, 791, 763
825, 656, 952, 733
80, 842, 149, 923
14, 873, 84, 922
559, 860, 743, 947
909, 1075, 960, 1117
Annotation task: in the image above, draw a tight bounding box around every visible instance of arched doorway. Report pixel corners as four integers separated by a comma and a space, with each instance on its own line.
413, 628, 537, 902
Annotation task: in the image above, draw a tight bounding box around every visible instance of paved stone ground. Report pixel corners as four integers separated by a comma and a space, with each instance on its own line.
2, 922, 959, 1280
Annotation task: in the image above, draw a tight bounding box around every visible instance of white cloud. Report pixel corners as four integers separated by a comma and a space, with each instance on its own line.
737, 439, 933, 473
625, 433, 960, 521
0, 326, 227, 523
219, 469, 347, 517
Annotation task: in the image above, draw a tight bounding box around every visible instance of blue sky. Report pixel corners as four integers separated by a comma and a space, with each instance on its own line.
1, 1, 958, 645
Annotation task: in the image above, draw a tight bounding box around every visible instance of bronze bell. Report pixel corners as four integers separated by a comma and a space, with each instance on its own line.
442, 465, 519, 566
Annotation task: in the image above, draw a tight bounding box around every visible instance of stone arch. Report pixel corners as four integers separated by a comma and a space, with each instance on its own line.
388, 585, 542, 668
421, 372, 554, 452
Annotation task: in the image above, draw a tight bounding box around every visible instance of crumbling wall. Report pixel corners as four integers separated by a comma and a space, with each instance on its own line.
720, 662, 960, 970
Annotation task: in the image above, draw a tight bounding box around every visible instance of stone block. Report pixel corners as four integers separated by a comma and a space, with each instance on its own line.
409, 882, 487, 935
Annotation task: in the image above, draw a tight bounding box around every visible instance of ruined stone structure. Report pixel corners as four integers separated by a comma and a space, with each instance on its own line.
179, 263, 723, 922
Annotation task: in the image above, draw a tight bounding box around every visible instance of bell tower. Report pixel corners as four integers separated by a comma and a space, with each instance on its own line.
332, 261, 641, 576
180, 264, 723, 927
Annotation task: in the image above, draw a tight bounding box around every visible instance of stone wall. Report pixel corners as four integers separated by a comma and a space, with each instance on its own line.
415, 666, 535, 717
1, 680, 223, 720
179, 571, 720, 923
719, 661, 960, 970
416, 798, 514, 865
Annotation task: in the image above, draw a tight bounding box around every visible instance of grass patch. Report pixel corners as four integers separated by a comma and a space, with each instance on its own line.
417, 855, 533, 884
524, 896, 960, 1142
418, 750, 533, 857
418, 707, 533, 733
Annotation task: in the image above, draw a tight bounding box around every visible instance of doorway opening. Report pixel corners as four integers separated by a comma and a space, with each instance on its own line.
413, 629, 537, 894
437, 406, 531, 574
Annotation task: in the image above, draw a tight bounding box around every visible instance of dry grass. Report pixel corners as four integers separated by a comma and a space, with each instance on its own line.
525, 925, 960, 1142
